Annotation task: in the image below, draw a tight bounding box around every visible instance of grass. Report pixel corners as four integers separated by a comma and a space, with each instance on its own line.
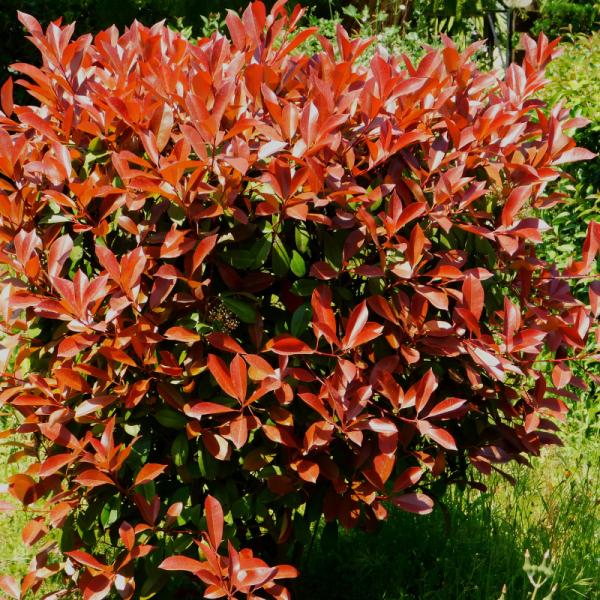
0, 415, 45, 586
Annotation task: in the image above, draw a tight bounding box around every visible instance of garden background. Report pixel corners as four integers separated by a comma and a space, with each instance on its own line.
1, 0, 600, 599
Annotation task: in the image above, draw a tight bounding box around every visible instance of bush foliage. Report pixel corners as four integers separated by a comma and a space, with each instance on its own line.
0, 3, 598, 599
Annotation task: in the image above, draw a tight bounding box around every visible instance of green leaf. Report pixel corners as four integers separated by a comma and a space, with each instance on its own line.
58, 514, 75, 552
272, 239, 291, 277
221, 249, 255, 269
294, 512, 312, 545
222, 297, 256, 323
156, 409, 187, 429
198, 440, 219, 480
290, 279, 319, 296
295, 223, 310, 253
231, 497, 251, 519
101, 494, 121, 527
172, 432, 189, 467
251, 236, 272, 268
290, 250, 307, 277
168, 202, 187, 226
324, 232, 343, 269
69, 234, 84, 276
89, 137, 104, 153
291, 303, 312, 337
367, 277, 385, 296
139, 571, 170, 600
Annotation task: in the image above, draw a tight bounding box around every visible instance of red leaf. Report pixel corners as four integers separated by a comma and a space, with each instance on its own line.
462, 275, 484, 320
0, 576, 20, 600
48, 234, 73, 279
1, 77, 13, 118
427, 397, 466, 419
133, 493, 160, 526
311, 285, 336, 332
406, 224, 425, 267
392, 467, 423, 493
22, 515, 48, 546
74, 470, 115, 488
414, 285, 448, 311
229, 415, 249, 449
296, 459, 319, 483
98, 346, 136, 367
160, 556, 204, 573
310, 261, 339, 280
185, 401, 236, 420
265, 334, 313, 355
391, 493, 434, 515
205, 495, 224, 549
19, 112, 61, 142
414, 369, 436, 415
83, 574, 112, 600
164, 327, 200, 343
207, 332, 246, 354
119, 521, 135, 550
226, 10, 247, 50
366, 295, 398, 323
426, 426, 457, 450
342, 301, 369, 350
300, 101, 319, 147
134, 463, 167, 487
74, 395, 118, 418
230, 354, 247, 403
501, 185, 532, 228
552, 363, 571, 390
149, 103, 174, 153
207, 354, 237, 398
192, 234, 218, 274
590, 280, 600, 317
553, 147, 597, 165
54, 368, 93, 394
39, 453, 73, 478
65, 550, 109, 571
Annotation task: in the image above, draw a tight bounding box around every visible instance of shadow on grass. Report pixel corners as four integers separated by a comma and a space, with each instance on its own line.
300, 449, 600, 600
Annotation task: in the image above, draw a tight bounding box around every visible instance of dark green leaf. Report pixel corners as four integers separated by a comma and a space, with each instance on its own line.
290, 250, 307, 277
290, 279, 320, 296
156, 409, 187, 429
291, 302, 312, 337
222, 297, 256, 323
295, 223, 310, 253
172, 432, 189, 466
272, 239, 291, 277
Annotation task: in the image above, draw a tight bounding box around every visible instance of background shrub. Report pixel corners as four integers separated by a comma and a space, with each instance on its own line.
532, 0, 600, 41
0, 3, 598, 600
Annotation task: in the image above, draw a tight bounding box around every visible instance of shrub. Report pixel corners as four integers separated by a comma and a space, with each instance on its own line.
0, 4, 598, 599
532, 0, 599, 41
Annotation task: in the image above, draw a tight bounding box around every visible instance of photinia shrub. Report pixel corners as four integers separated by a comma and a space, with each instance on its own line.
0, 3, 598, 599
